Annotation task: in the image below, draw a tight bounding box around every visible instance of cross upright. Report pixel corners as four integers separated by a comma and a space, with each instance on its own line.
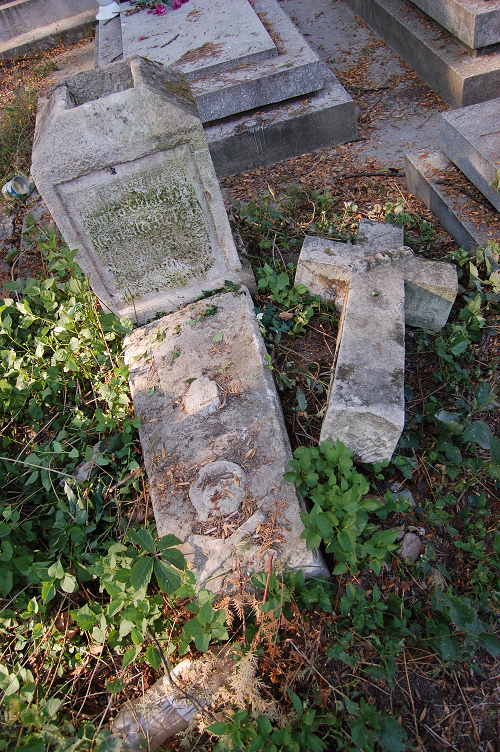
295, 219, 458, 463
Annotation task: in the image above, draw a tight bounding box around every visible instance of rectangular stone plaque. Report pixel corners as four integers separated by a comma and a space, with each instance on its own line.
120, 0, 277, 81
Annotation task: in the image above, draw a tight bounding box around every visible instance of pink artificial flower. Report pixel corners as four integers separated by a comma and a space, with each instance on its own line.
172, 0, 182, 8
148, 2, 167, 14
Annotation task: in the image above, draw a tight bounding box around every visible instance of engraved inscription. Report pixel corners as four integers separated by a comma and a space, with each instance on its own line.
78, 162, 214, 300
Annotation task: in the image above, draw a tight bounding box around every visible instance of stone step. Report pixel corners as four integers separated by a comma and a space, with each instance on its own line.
0, 8, 96, 59
440, 99, 500, 212
411, 0, 500, 52
0, 0, 95, 43
206, 68, 357, 178
343, 0, 500, 107
406, 149, 500, 251
97, 0, 325, 125
123, 288, 328, 591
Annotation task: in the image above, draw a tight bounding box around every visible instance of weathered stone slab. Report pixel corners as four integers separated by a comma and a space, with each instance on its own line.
441, 99, 500, 212
96, 0, 324, 125
295, 221, 458, 463
31, 58, 253, 324
344, 0, 500, 107
120, 0, 277, 82
406, 149, 500, 251
410, 0, 500, 51
123, 288, 328, 591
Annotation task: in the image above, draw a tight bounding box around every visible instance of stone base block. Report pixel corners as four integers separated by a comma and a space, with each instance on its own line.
410, 0, 500, 51
96, 0, 325, 124
344, 0, 500, 107
441, 100, 500, 212
206, 69, 357, 178
406, 150, 500, 251
124, 288, 328, 591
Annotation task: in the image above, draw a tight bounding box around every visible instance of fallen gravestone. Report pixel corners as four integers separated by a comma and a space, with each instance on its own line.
295, 220, 458, 463
31, 57, 253, 323
123, 287, 328, 592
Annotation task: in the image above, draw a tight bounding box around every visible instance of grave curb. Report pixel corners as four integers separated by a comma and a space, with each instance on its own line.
405, 150, 499, 251
441, 103, 500, 213
343, 0, 500, 107
0, 11, 96, 60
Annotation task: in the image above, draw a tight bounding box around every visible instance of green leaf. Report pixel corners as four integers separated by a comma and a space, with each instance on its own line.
60, 573, 78, 593
158, 533, 182, 550
154, 558, 181, 594
130, 557, 154, 590
213, 332, 224, 342
379, 713, 408, 752
145, 644, 163, 669
41, 579, 56, 604
207, 722, 228, 736
491, 435, 500, 465
462, 420, 491, 449
160, 547, 186, 570
477, 632, 500, 657
194, 631, 210, 652
122, 646, 140, 670
129, 528, 155, 554
333, 562, 348, 576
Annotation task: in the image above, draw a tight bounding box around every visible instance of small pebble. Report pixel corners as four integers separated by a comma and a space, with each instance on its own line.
398, 532, 421, 562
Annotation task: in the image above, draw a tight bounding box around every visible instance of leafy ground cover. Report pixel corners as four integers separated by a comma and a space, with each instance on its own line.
0, 183, 498, 752
0, 40, 499, 752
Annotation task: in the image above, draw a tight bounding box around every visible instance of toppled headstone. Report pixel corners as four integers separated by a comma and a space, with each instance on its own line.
124, 287, 328, 591
31, 57, 253, 323
295, 220, 458, 463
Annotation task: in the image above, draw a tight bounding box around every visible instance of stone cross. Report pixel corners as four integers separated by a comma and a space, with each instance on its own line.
295, 220, 458, 463
31, 57, 253, 324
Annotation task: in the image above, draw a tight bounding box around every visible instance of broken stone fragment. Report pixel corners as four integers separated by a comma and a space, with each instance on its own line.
112, 652, 233, 751
398, 532, 421, 563
184, 376, 220, 416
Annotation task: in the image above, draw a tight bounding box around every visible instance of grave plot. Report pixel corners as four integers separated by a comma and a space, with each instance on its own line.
123, 288, 328, 592
31, 58, 254, 323
295, 220, 458, 463
344, 0, 500, 107
96, 0, 357, 176
406, 98, 500, 250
